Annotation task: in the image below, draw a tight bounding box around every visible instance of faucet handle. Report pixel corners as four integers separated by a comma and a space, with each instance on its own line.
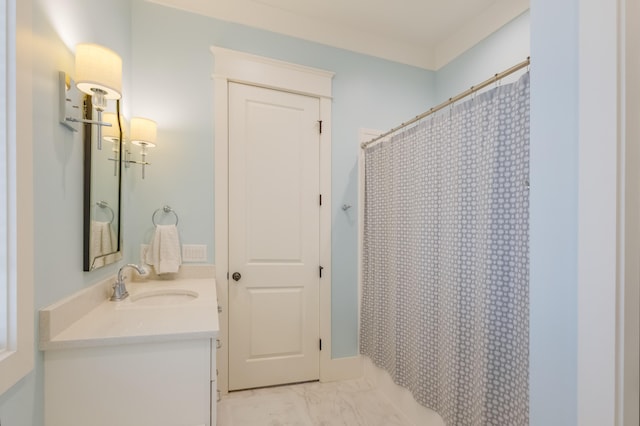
111, 264, 143, 301
110, 280, 129, 301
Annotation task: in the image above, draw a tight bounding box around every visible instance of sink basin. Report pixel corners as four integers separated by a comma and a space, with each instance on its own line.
129, 289, 199, 306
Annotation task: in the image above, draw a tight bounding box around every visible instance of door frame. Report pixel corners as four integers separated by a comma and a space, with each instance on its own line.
576, 0, 640, 424
211, 46, 334, 393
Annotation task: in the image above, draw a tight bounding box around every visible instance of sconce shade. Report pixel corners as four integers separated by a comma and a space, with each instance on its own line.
75, 43, 122, 100
130, 117, 157, 147
102, 113, 127, 143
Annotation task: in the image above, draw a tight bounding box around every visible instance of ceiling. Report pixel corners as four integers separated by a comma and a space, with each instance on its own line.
146, 0, 529, 70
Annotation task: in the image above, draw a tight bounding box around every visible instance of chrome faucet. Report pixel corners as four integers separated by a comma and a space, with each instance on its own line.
110, 264, 146, 301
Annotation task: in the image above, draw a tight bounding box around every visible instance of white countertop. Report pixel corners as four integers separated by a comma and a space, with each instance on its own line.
40, 277, 219, 351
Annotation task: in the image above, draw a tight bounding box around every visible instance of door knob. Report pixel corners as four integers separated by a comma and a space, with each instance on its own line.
232, 272, 241, 282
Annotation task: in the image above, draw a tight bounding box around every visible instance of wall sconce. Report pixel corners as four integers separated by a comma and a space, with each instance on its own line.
126, 117, 157, 179
59, 43, 122, 150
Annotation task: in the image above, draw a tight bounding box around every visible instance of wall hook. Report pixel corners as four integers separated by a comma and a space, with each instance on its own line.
342, 204, 352, 211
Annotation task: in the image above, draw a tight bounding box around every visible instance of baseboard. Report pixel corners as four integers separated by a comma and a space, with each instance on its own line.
363, 356, 444, 426
320, 355, 363, 382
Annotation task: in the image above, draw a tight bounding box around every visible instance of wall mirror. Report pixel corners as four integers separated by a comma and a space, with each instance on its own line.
82, 95, 123, 271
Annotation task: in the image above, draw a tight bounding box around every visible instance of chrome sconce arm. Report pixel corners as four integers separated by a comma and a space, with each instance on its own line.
124, 147, 152, 179
59, 71, 113, 150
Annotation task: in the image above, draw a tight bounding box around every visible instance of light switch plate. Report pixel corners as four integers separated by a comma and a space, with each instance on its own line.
182, 244, 207, 262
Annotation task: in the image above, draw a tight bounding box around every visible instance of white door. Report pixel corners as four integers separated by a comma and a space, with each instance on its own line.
228, 82, 321, 391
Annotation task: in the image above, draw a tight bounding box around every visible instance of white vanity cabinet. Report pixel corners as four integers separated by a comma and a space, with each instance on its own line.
39, 275, 220, 426
44, 338, 216, 426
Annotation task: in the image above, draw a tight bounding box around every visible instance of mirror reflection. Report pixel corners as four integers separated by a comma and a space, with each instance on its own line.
84, 98, 123, 271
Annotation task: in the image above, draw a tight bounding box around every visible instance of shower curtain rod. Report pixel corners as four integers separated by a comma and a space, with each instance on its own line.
361, 57, 531, 149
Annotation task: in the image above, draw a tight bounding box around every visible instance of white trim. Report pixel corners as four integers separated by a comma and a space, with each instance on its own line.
155, 0, 437, 69
357, 128, 381, 345
0, 0, 34, 396
620, 0, 640, 423
0, 0, 8, 353
211, 47, 335, 392
153, 0, 528, 71
210, 46, 334, 98
317, 95, 340, 382
320, 355, 362, 382
577, 0, 629, 424
212, 69, 229, 394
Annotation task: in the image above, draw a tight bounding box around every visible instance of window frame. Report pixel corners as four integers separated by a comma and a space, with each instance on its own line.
0, 0, 8, 354
0, 0, 34, 396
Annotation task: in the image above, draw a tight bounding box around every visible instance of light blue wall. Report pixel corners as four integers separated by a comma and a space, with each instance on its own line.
529, 0, 578, 424
128, 0, 437, 358
435, 11, 530, 103
30, 1, 132, 305
0, 0, 131, 424
0, 1, 584, 424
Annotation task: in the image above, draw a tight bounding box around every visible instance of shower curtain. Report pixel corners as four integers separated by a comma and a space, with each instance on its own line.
361, 73, 530, 425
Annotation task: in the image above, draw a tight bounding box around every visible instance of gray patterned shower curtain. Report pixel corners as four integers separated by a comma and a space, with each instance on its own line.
361, 73, 530, 426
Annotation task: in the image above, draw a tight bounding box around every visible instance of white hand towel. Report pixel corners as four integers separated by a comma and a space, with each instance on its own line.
90, 220, 104, 268
101, 222, 117, 265
145, 224, 182, 274
90, 220, 115, 269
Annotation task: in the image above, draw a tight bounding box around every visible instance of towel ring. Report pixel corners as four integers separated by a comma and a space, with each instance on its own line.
152, 205, 179, 227
96, 201, 114, 224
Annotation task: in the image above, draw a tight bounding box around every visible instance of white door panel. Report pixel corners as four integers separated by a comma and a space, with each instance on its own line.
228, 83, 320, 390
247, 287, 304, 357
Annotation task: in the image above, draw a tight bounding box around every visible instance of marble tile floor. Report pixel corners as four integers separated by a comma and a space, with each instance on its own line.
216, 378, 415, 426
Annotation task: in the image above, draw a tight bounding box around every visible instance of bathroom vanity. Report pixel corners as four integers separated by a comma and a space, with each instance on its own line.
40, 272, 219, 426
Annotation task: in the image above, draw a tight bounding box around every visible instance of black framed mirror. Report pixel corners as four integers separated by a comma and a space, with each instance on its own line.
82, 95, 123, 271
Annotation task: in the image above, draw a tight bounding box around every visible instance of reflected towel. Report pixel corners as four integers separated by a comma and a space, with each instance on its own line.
145, 224, 182, 274
90, 220, 116, 269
